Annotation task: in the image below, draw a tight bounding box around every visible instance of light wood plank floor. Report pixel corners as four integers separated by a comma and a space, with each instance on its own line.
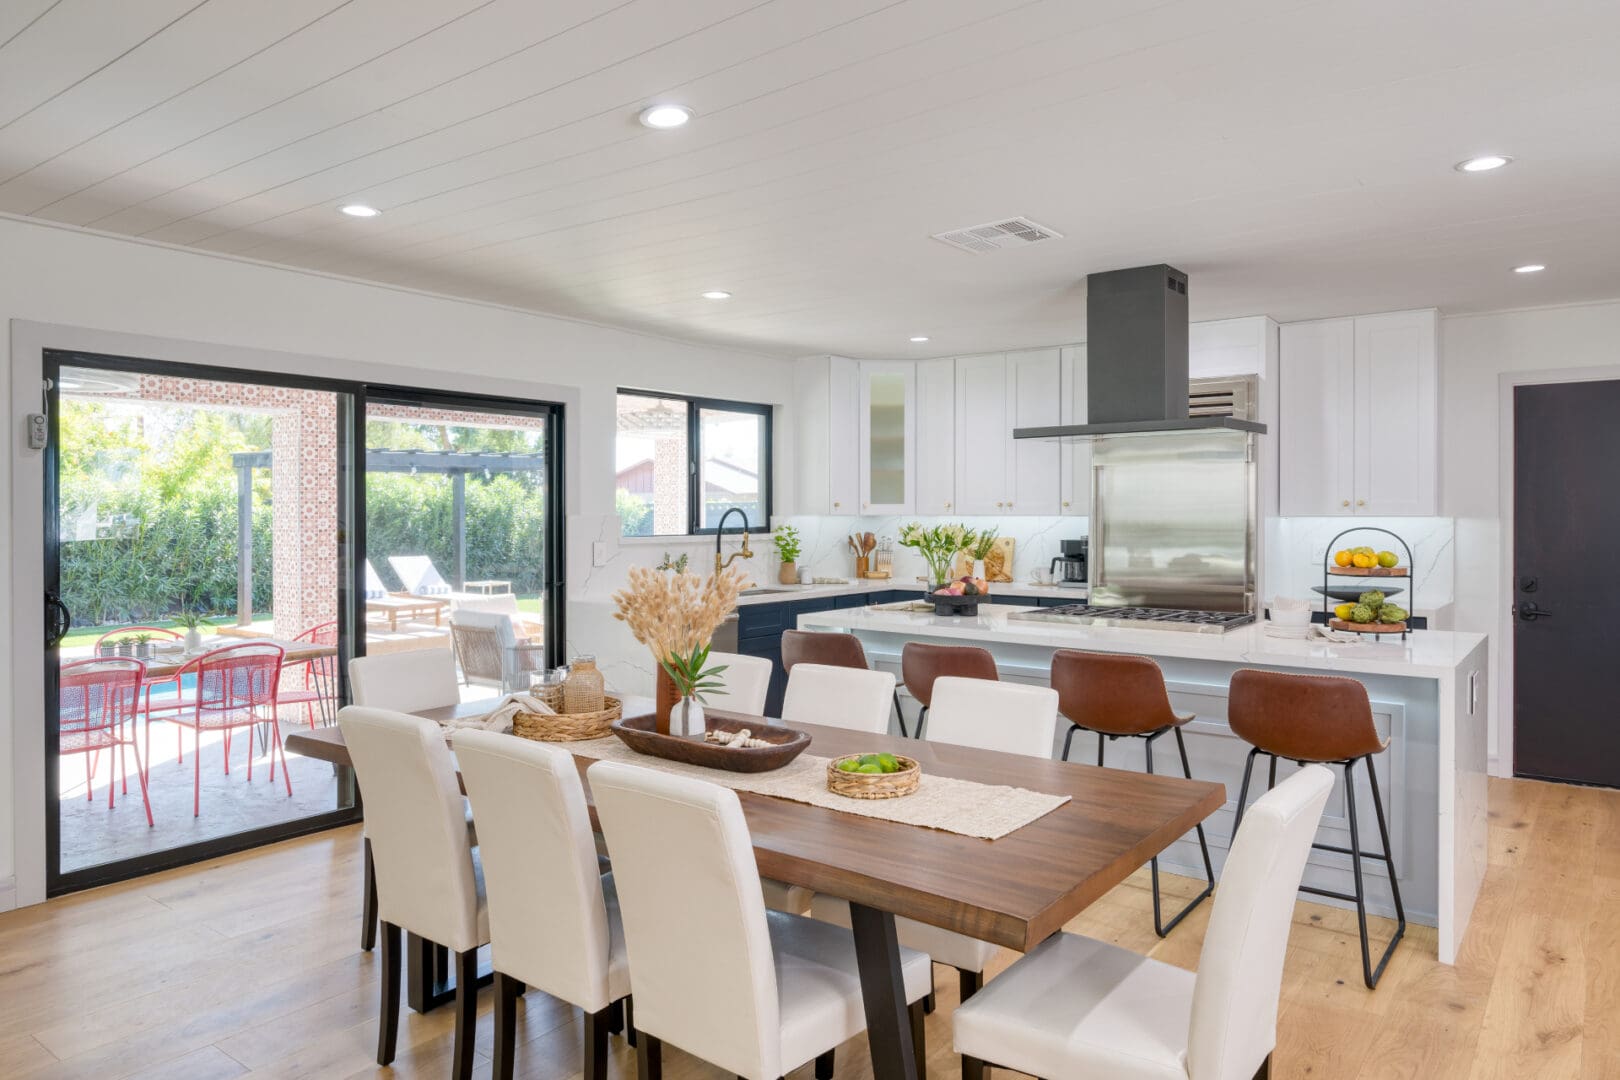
1, 776, 1614, 1080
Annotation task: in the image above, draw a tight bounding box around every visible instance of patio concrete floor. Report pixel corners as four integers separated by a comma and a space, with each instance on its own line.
58, 714, 343, 875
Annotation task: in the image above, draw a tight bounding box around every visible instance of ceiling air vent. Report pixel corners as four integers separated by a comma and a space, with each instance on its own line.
932, 216, 1063, 254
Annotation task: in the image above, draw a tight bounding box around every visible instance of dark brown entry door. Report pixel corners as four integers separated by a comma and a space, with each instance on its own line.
1513, 379, 1620, 787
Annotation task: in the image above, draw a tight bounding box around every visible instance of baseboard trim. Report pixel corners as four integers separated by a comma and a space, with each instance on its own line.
0, 875, 17, 913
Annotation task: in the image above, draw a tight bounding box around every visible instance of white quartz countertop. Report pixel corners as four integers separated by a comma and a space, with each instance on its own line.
797, 602, 1486, 679
732, 579, 1086, 607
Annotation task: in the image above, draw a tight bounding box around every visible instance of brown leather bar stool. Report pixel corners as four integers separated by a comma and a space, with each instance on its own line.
901, 642, 998, 740
781, 630, 909, 736
1228, 668, 1406, 989
1051, 649, 1215, 937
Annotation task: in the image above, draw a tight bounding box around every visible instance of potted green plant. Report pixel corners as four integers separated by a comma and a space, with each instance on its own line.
174, 611, 209, 652
964, 527, 999, 587
130, 631, 154, 659
773, 525, 803, 584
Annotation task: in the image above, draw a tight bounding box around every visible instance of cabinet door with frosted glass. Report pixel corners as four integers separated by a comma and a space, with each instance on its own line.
858, 362, 915, 515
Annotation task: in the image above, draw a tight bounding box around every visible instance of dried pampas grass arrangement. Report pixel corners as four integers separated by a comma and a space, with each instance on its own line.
612, 564, 746, 664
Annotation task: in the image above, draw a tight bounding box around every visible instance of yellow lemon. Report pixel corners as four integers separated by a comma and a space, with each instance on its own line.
1333, 549, 1353, 567
1334, 602, 1356, 620
1352, 552, 1376, 569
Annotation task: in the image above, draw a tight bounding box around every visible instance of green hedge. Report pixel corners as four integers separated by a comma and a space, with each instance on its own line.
366, 472, 548, 593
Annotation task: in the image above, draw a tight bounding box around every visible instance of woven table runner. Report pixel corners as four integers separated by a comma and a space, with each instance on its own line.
553, 735, 1069, 841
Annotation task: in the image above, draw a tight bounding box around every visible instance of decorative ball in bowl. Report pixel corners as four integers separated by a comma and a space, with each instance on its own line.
826, 752, 920, 799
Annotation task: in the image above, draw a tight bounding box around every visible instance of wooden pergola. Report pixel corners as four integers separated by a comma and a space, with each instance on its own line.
230, 449, 547, 626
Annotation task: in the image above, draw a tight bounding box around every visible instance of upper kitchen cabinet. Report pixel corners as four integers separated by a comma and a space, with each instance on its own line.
858, 362, 916, 514
953, 349, 1062, 514
914, 358, 956, 514
1058, 344, 1090, 517
1278, 310, 1438, 516
793, 355, 861, 514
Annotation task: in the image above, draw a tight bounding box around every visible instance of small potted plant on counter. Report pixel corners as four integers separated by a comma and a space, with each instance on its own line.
773, 525, 802, 585
175, 611, 209, 652
130, 632, 154, 659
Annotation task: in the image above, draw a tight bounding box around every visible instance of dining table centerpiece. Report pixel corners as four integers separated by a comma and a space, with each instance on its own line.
612, 563, 747, 735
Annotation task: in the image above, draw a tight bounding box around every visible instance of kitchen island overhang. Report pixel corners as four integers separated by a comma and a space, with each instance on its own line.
797, 602, 1490, 966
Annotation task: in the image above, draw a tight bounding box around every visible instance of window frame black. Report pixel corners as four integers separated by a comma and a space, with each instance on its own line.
616, 388, 774, 537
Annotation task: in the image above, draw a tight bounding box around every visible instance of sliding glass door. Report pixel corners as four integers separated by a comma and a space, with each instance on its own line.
361, 389, 564, 695
44, 350, 361, 893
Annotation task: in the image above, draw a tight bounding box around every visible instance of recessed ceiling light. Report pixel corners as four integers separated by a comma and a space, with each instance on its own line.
909, 336, 930, 343
701, 290, 731, 300
639, 104, 692, 129
339, 203, 381, 218
1513, 263, 1546, 274
1455, 155, 1511, 173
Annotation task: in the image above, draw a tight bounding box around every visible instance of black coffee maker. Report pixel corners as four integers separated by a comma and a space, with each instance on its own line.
1049, 538, 1088, 586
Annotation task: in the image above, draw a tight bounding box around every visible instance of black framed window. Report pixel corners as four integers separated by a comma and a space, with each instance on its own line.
615, 390, 772, 537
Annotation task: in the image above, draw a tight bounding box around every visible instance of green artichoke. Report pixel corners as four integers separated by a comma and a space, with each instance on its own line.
1358, 590, 1386, 609
1349, 603, 1376, 624
1377, 605, 1409, 624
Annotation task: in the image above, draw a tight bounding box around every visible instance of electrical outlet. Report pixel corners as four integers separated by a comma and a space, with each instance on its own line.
592, 540, 609, 567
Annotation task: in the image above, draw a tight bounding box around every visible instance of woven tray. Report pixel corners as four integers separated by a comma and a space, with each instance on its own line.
826, 754, 921, 799
513, 695, 622, 742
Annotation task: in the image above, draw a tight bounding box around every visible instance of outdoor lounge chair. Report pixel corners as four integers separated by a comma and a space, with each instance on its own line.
388, 555, 454, 597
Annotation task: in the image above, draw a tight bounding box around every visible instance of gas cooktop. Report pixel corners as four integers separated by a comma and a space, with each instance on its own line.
1008, 604, 1256, 634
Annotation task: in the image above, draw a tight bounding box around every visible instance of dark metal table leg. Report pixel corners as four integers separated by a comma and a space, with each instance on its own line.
848, 902, 919, 1080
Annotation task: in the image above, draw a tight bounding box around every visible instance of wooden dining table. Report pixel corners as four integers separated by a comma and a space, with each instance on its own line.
287, 699, 1224, 1080
113, 637, 337, 679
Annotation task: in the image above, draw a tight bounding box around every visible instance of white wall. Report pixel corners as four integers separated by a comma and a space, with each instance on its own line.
1, 214, 793, 907
1441, 300, 1620, 774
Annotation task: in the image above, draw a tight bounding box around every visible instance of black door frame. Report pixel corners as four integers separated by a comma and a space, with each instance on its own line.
355, 384, 567, 665
42, 350, 566, 895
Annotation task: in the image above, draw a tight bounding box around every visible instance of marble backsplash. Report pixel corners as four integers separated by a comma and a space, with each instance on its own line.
778, 514, 1088, 587
1268, 516, 1456, 614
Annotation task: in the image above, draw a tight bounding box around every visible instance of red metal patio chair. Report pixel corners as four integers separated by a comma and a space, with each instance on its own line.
159, 642, 290, 817
59, 658, 153, 827
98, 626, 186, 774
276, 621, 339, 730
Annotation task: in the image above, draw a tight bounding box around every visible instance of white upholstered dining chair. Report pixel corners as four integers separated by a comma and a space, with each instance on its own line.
767, 662, 898, 914
348, 649, 460, 713
780, 663, 895, 733
699, 650, 773, 717
455, 731, 630, 1080
952, 764, 1334, 1080
812, 676, 1060, 1007
338, 706, 490, 1080
349, 649, 464, 952
589, 760, 934, 1080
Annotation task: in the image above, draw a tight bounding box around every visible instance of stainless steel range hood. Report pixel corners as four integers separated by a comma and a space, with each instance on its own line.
1013, 264, 1266, 440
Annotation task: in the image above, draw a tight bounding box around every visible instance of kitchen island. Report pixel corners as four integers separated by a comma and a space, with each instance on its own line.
797, 602, 1489, 965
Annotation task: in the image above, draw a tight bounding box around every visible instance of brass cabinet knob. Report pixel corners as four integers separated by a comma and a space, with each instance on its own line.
996, 501, 1004, 508
1062, 500, 1071, 508
833, 501, 841, 508
944, 502, 952, 509
1341, 499, 1350, 508
1357, 499, 1366, 507
1007, 501, 1014, 508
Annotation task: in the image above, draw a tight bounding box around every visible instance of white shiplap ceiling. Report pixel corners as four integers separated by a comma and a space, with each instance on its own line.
3, 0, 1618, 359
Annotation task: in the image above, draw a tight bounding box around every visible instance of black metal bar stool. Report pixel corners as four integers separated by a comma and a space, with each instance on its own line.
1227, 668, 1406, 989
1051, 648, 1215, 937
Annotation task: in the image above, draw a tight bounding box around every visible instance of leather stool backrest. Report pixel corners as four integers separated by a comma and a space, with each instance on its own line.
901, 642, 998, 709
781, 630, 868, 673
1050, 649, 1181, 736
1227, 669, 1386, 763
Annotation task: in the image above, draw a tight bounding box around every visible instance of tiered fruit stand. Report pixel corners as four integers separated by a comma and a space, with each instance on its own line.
1317, 527, 1422, 639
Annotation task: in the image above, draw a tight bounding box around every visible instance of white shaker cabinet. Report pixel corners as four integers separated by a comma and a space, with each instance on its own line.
1058, 344, 1090, 517
1278, 310, 1437, 516
1006, 349, 1061, 514
914, 358, 956, 514
952, 349, 1062, 514
793, 354, 861, 515
857, 361, 916, 515
953, 353, 1011, 514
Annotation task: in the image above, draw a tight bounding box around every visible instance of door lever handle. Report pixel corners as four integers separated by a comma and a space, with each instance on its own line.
1515, 602, 1553, 622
